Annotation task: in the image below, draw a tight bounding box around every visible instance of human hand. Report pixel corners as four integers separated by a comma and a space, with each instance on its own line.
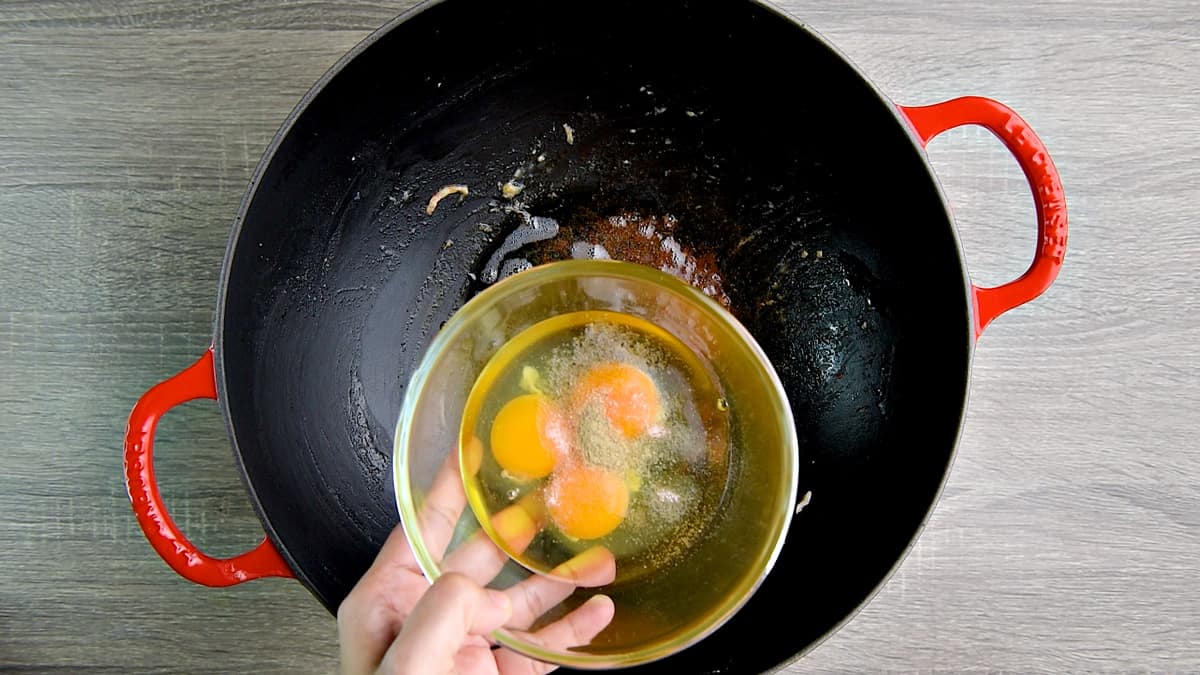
337, 455, 617, 674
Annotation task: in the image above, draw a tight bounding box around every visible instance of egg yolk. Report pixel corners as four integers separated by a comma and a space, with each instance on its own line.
572, 362, 661, 438
547, 464, 629, 540
489, 394, 564, 480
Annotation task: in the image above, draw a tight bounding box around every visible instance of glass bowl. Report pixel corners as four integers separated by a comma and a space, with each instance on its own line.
394, 259, 797, 669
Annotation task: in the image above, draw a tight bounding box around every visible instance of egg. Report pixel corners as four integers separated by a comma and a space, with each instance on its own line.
547, 463, 630, 540
461, 311, 729, 581
489, 394, 564, 480
572, 362, 662, 439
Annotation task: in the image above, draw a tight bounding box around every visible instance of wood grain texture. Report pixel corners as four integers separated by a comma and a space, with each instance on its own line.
1, 0, 1196, 672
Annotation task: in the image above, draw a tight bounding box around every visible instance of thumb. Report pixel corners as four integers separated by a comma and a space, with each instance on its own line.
380, 573, 513, 674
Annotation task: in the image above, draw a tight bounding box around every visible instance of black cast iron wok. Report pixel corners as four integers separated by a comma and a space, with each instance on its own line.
124, 0, 1067, 671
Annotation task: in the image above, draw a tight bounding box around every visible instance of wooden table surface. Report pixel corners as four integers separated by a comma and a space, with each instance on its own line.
2, 0, 1197, 672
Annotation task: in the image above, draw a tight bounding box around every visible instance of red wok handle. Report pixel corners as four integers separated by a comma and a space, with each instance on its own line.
898, 96, 1068, 338
123, 348, 294, 586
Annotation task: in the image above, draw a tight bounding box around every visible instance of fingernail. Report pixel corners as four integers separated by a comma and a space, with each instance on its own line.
463, 436, 484, 476
551, 546, 617, 587
492, 503, 538, 552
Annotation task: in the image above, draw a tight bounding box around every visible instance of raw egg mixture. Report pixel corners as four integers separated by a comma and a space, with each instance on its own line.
460, 310, 731, 583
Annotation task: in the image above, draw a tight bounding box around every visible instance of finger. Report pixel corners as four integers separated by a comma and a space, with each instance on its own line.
463, 435, 484, 477
547, 546, 616, 588
339, 452, 481, 675
495, 495, 543, 552
526, 594, 615, 650
337, 592, 402, 675
362, 521, 418, 575
337, 527, 427, 675
336, 565, 430, 675
504, 575, 574, 631
505, 547, 616, 630
494, 595, 615, 675
454, 644, 500, 675
380, 573, 513, 675
441, 501, 540, 584
493, 646, 559, 675
369, 451, 464, 574
416, 450, 469, 562
440, 530, 510, 585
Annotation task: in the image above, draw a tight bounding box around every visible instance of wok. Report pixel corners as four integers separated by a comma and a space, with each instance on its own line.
124, 1, 1067, 672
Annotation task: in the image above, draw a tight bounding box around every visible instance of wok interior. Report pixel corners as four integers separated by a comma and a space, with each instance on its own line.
219, 1, 971, 672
